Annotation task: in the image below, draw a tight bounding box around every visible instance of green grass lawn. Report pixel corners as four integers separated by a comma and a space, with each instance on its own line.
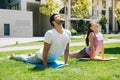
2, 34, 120, 47
103, 34, 120, 39
0, 42, 120, 80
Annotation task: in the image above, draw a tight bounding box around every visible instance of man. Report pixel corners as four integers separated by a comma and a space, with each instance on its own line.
10, 14, 71, 68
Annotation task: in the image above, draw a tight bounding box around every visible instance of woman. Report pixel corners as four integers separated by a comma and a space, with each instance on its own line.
69, 21, 104, 60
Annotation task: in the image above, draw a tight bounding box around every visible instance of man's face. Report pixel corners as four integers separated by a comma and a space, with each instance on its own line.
54, 15, 65, 25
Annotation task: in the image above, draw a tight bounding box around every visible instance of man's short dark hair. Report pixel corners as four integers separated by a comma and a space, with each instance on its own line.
49, 13, 58, 27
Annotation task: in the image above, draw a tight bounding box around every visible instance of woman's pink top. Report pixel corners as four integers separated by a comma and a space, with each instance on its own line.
86, 32, 103, 56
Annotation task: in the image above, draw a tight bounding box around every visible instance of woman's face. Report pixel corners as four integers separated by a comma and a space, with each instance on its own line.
90, 22, 99, 31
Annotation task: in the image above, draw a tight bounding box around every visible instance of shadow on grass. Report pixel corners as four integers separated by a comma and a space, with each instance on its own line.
105, 47, 120, 54
76, 59, 91, 62
28, 66, 45, 72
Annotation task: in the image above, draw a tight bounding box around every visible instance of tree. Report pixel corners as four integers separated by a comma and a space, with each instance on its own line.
72, 0, 91, 18
115, 3, 120, 22
99, 15, 107, 33
40, 0, 64, 16
78, 19, 86, 33
115, 3, 120, 32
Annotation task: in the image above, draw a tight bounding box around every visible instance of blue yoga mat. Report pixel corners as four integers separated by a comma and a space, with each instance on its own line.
25, 60, 65, 69
7, 54, 65, 69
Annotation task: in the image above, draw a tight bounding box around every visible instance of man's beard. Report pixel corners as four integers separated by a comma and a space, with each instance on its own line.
57, 19, 65, 25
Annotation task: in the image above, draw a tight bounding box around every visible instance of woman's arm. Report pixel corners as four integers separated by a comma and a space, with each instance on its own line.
89, 33, 95, 59
89, 44, 104, 60
98, 32, 104, 59
101, 43, 104, 59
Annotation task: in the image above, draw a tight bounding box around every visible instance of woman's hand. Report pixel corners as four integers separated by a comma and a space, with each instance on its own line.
90, 57, 96, 60
102, 55, 104, 59
90, 53, 96, 59
90, 56, 104, 61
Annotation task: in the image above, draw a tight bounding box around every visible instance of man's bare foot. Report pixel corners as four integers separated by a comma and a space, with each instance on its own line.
9, 53, 15, 59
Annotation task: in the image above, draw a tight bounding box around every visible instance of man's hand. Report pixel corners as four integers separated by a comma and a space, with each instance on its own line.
64, 43, 69, 66
43, 61, 48, 68
64, 63, 69, 66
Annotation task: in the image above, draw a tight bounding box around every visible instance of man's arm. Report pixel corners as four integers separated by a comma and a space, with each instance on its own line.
64, 43, 69, 65
42, 42, 51, 68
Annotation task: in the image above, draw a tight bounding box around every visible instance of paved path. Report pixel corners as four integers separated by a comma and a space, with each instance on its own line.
0, 37, 120, 52
0, 37, 44, 47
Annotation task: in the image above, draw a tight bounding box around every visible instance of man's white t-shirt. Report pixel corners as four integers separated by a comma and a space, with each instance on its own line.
37, 29, 71, 62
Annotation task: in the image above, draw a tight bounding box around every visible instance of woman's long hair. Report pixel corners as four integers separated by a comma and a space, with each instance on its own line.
85, 22, 93, 46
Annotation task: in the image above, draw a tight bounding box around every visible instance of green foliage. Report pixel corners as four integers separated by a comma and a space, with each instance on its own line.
70, 28, 77, 35
115, 3, 120, 31
78, 19, 86, 27
72, 0, 91, 18
39, 0, 64, 16
77, 19, 87, 33
99, 15, 107, 27
115, 8, 120, 21
115, 3, 120, 21
59, 7, 65, 14
99, 15, 107, 33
